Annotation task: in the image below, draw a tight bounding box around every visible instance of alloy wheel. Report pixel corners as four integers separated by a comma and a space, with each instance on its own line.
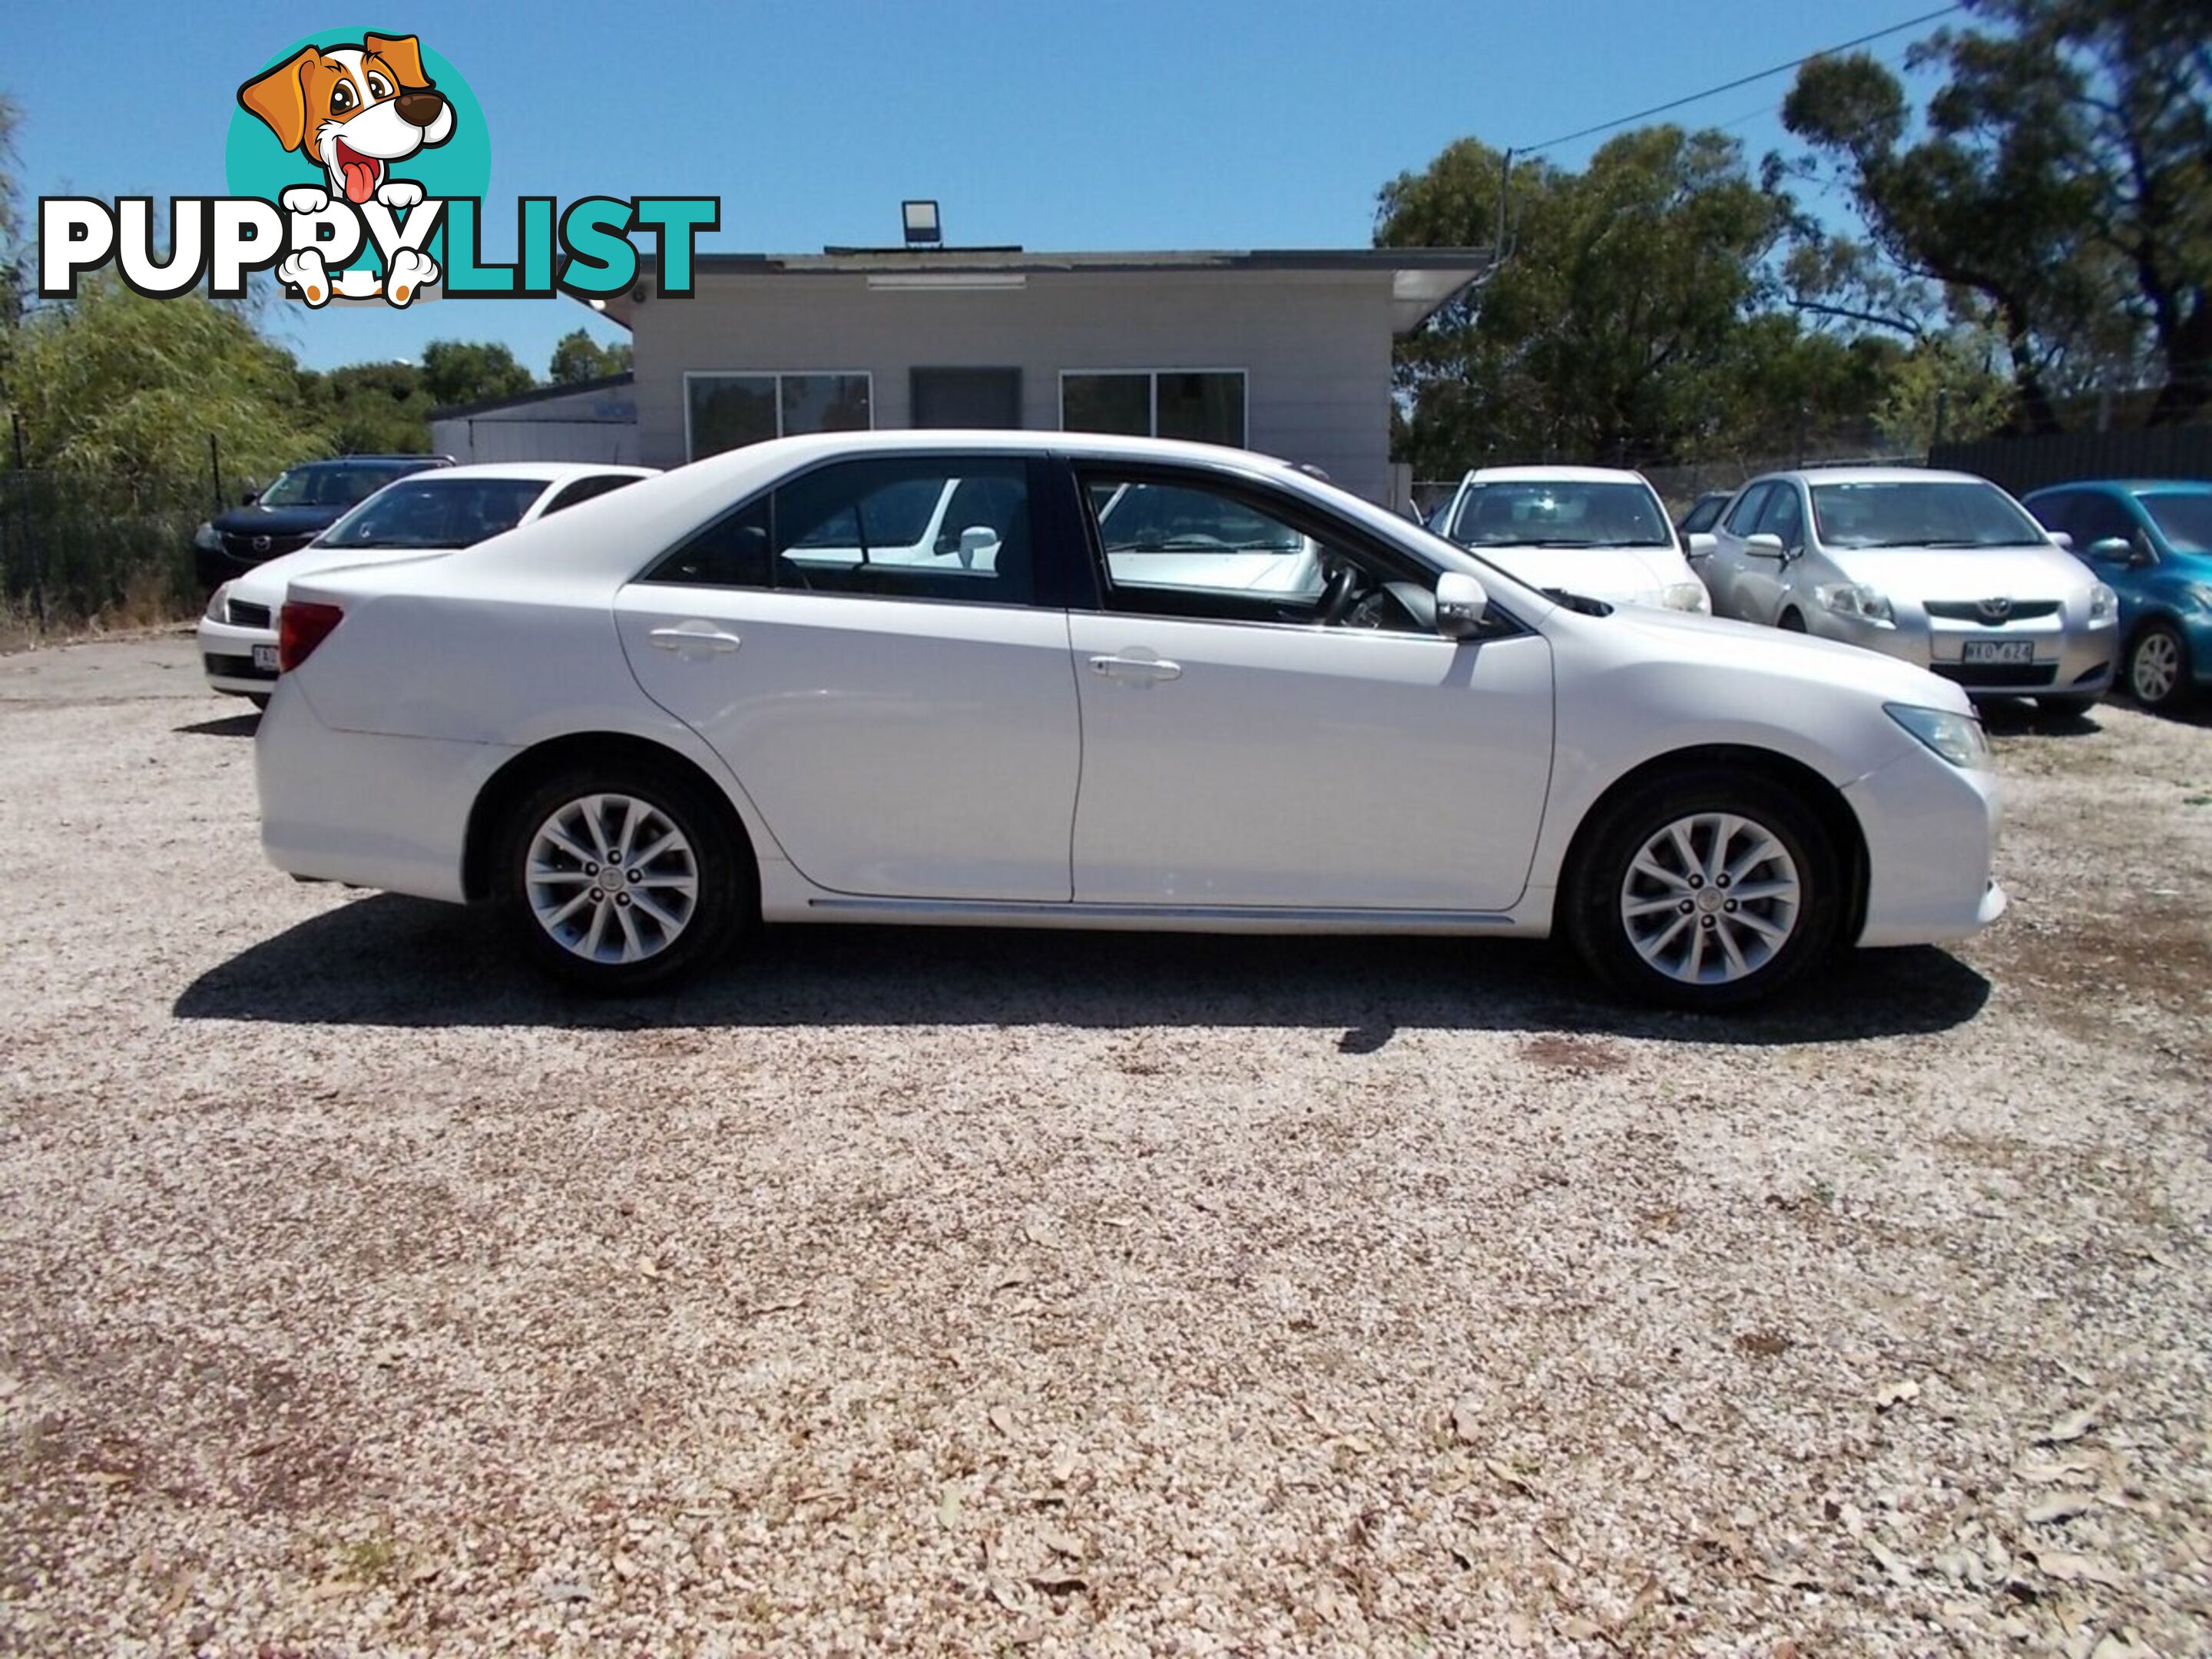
2131, 630, 2181, 704
525, 793, 700, 965
1619, 812, 1802, 986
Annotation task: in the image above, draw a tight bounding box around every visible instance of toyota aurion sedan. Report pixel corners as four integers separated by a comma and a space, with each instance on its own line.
256, 432, 2006, 1010
200, 462, 655, 705
1700, 467, 2118, 714
2023, 478, 2212, 712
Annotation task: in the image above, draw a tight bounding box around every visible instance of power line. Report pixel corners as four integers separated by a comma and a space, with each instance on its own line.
1517, 3, 1963, 156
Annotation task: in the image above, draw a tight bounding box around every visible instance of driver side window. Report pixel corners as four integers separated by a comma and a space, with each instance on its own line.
1753, 483, 1805, 548
1078, 470, 1418, 631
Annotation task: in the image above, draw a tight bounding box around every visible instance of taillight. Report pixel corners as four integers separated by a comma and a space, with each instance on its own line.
278, 601, 344, 671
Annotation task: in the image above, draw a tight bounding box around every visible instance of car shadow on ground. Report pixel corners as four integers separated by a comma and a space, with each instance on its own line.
174, 895, 1990, 1047
174, 714, 260, 738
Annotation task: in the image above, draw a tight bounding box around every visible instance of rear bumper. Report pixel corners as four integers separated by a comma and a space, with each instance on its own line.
256, 680, 515, 903
1844, 745, 2005, 948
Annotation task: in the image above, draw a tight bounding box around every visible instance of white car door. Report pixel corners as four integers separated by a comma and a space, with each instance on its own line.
1065, 467, 1554, 912
614, 455, 1079, 902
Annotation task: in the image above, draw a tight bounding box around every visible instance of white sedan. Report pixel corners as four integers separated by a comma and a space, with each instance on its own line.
1429, 465, 1712, 613
199, 462, 656, 704
256, 432, 2005, 1010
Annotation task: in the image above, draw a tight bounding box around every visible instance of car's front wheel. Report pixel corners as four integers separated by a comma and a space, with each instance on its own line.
1566, 770, 1843, 1011
2127, 621, 2191, 710
496, 763, 750, 992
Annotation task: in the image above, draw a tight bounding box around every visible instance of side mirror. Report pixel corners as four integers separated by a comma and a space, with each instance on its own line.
2085, 535, 2144, 567
1743, 531, 1786, 560
2045, 529, 2074, 551
957, 525, 1000, 568
1434, 571, 1489, 638
240, 490, 259, 506
1684, 531, 1717, 559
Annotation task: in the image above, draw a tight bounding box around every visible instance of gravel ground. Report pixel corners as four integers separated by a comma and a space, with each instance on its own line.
2, 634, 2207, 1657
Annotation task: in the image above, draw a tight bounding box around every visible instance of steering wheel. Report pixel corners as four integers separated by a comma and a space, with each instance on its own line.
1316, 560, 1363, 625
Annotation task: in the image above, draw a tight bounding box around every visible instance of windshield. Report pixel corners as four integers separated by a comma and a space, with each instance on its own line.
1810, 481, 2046, 549
258, 462, 419, 509
1450, 481, 1672, 548
2141, 492, 2212, 555
316, 477, 546, 550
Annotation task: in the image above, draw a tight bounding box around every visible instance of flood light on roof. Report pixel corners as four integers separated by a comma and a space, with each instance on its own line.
902, 200, 942, 246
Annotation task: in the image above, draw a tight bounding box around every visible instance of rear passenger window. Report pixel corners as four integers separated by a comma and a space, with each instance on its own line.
770, 458, 1033, 604
1722, 483, 1773, 535
541, 474, 644, 515
637, 458, 1035, 604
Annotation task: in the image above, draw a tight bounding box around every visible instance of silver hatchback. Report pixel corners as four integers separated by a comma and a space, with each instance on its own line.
1699, 468, 2120, 711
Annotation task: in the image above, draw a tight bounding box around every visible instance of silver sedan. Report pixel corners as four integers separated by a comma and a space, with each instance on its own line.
1697, 468, 2120, 713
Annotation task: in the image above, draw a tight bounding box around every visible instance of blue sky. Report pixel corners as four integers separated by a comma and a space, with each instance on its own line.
10, 0, 1934, 376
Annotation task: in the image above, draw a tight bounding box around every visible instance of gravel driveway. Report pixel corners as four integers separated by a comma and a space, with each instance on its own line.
2, 634, 2207, 1656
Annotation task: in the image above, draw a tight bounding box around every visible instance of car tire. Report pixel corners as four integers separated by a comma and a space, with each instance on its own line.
2126, 621, 2191, 710
495, 761, 751, 994
1777, 609, 1807, 633
1565, 768, 1843, 1012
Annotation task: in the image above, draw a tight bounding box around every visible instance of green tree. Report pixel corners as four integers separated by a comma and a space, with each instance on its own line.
1778, 0, 2210, 427
548, 328, 632, 385
5, 274, 326, 486
300, 359, 438, 454
1377, 127, 1878, 475
1876, 329, 2019, 452
419, 339, 535, 409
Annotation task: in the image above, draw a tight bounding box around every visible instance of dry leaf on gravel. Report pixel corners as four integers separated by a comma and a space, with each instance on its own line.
1023, 1221, 1064, 1250
1485, 1457, 1539, 1497
2018, 1455, 2104, 1484
2027, 1493, 2095, 1525
2028, 1549, 2126, 1588
988, 1405, 1016, 1437
1036, 1526, 1085, 1559
1451, 1396, 1484, 1442
1874, 1379, 1921, 1412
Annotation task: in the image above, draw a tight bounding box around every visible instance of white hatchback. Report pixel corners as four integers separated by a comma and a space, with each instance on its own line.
198, 462, 656, 704
1430, 465, 1711, 613
256, 431, 2006, 1010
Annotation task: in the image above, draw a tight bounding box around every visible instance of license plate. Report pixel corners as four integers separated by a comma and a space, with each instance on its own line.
251, 644, 280, 672
1962, 638, 2035, 666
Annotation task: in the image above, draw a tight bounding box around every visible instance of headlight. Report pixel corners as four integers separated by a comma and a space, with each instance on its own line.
1816, 582, 1893, 624
193, 522, 222, 551
1661, 581, 1710, 612
2087, 582, 2118, 624
204, 581, 230, 621
1887, 703, 1990, 770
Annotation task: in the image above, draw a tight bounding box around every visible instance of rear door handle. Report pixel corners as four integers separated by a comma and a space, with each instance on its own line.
650, 624, 741, 654
1089, 654, 1182, 683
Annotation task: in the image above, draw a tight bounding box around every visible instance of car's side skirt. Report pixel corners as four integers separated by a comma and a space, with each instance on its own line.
793, 896, 1538, 935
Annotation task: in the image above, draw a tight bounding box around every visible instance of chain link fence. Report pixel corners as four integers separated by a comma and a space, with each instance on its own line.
2, 468, 217, 638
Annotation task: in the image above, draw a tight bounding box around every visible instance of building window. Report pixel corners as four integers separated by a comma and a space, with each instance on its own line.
685, 372, 873, 460
1060, 370, 1246, 447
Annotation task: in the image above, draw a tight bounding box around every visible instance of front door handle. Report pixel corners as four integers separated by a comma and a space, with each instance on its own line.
650, 624, 741, 654
1090, 654, 1182, 683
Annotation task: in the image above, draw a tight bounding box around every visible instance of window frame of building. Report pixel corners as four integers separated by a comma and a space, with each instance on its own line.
1058, 369, 1248, 447
684, 371, 875, 461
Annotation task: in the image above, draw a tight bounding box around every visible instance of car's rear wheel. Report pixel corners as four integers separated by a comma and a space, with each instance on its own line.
497, 763, 748, 992
1566, 770, 1842, 1011
2127, 621, 2190, 710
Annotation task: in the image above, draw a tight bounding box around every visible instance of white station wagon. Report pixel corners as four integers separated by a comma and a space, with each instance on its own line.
257, 432, 2007, 1010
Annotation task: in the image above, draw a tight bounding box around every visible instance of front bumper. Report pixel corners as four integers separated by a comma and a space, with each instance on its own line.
1810, 608, 2116, 699
1844, 743, 2005, 948
196, 614, 278, 697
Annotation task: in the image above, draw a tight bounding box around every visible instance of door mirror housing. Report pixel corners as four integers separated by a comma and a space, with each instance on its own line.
2045, 529, 2074, 551
2086, 535, 2151, 568
956, 525, 999, 568
1743, 531, 1786, 560
1684, 531, 1717, 559
1434, 571, 1490, 638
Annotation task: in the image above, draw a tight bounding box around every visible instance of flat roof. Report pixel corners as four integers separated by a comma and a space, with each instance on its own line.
428, 373, 634, 422
596, 248, 1492, 334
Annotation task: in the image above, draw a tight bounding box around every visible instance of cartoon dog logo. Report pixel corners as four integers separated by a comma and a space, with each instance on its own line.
237, 33, 449, 306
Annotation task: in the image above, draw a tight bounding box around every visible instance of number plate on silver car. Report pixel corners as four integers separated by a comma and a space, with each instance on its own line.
1961, 638, 2035, 666
252, 644, 280, 671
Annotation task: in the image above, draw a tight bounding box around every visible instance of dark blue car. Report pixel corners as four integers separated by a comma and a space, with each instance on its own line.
2024, 479, 2212, 711
192, 455, 450, 593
